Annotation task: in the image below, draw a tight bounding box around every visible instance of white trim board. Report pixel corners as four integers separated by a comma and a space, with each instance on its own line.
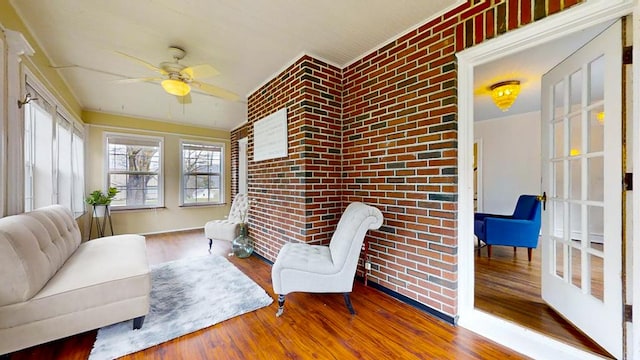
140, 226, 204, 236
456, 0, 635, 359
88, 123, 230, 143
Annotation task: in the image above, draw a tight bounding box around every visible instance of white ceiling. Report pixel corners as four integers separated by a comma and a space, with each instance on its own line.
11, 0, 462, 130
473, 21, 613, 121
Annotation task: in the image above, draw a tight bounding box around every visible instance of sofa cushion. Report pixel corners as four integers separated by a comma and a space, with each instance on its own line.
204, 220, 239, 242
0, 205, 81, 306
0, 234, 150, 329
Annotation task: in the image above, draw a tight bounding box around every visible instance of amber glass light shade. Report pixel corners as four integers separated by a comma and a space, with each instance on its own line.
490, 80, 521, 111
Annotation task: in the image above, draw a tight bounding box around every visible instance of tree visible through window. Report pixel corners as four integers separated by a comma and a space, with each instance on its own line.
106, 134, 163, 209
181, 141, 223, 205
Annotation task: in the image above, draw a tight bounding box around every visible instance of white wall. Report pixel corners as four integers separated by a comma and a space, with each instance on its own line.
474, 110, 541, 215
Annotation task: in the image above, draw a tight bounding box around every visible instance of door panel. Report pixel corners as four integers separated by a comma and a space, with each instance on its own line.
541, 21, 622, 358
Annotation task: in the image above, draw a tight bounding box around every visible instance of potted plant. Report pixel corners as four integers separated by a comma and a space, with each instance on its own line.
86, 187, 119, 217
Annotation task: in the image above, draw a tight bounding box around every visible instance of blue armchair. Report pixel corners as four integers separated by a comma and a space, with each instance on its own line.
474, 195, 542, 261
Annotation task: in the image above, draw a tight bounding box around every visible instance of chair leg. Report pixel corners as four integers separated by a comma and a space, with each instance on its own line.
487, 245, 492, 259
513, 246, 517, 254
208, 238, 213, 252
528, 248, 533, 262
344, 293, 356, 315
276, 294, 286, 317
133, 315, 145, 330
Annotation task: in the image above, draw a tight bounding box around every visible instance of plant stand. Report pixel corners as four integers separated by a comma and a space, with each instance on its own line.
89, 205, 113, 239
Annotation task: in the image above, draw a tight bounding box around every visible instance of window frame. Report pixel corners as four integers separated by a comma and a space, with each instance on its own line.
179, 139, 225, 206
104, 132, 164, 210
23, 71, 86, 217
0, 33, 5, 218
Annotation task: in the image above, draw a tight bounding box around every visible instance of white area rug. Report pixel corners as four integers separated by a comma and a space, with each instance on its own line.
89, 255, 273, 360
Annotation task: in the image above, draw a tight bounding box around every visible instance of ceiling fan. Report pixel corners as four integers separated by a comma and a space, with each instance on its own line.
116, 46, 239, 101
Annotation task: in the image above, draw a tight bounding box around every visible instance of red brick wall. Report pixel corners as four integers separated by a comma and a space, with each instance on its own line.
243, 56, 343, 260
238, 0, 583, 317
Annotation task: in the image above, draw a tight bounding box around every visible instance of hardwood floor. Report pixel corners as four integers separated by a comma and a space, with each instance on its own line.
8, 229, 530, 360
474, 244, 613, 359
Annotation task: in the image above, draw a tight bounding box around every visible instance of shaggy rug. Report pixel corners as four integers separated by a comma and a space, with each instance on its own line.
89, 255, 273, 360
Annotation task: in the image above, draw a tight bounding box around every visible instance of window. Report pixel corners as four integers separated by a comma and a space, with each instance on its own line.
106, 133, 163, 209
24, 79, 85, 216
180, 141, 224, 205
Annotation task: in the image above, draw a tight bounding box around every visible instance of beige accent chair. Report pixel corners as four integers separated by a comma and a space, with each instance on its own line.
271, 202, 383, 316
204, 193, 249, 251
0, 205, 150, 356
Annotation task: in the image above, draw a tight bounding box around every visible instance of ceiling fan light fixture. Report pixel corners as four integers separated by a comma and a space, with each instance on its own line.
161, 79, 190, 96
490, 80, 521, 111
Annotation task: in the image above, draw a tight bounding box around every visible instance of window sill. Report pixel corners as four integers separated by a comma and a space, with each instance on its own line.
110, 206, 167, 213
179, 203, 226, 208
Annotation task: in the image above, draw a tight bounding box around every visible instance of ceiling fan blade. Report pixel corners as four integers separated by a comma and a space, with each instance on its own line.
180, 64, 219, 80
115, 51, 167, 75
113, 77, 162, 84
176, 93, 192, 105
51, 64, 130, 79
191, 81, 239, 101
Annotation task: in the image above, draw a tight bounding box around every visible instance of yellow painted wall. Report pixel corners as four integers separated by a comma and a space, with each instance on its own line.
1, 1, 233, 237
83, 110, 232, 236
0, 1, 82, 119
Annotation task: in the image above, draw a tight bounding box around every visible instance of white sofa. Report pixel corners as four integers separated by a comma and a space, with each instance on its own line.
0, 205, 151, 355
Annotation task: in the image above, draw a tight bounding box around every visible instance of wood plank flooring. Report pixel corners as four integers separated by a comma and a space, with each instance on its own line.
474, 244, 613, 359
8, 229, 529, 360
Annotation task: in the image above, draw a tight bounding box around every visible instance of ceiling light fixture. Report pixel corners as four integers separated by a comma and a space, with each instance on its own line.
161, 79, 190, 97
490, 80, 521, 111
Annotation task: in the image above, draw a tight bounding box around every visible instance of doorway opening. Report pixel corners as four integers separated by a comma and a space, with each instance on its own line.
456, 2, 634, 360
472, 21, 612, 358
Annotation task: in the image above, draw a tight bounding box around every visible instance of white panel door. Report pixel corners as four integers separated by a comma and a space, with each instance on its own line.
541, 21, 622, 358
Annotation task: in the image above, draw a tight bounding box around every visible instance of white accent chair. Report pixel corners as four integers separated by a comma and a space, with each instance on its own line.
271, 202, 383, 316
204, 193, 249, 251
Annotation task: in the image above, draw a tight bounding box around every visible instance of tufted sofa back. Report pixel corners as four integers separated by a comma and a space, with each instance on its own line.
0, 205, 81, 306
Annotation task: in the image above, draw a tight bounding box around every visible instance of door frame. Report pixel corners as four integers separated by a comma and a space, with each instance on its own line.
632, 5, 640, 359
473, 139, 482, 212
456, 1, 636, 359
238, 137, 248, 194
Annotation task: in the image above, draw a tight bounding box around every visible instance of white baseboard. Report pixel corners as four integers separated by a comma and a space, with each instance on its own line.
140, 226, 204, 236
